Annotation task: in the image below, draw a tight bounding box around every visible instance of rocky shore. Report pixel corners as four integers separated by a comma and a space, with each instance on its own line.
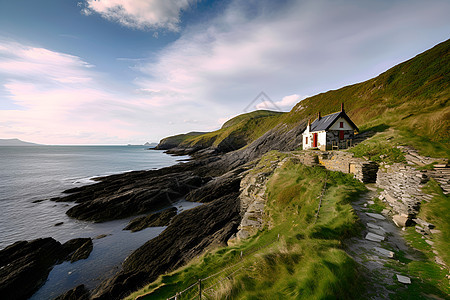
0, 237, 93, 300
0, 121, 306, 300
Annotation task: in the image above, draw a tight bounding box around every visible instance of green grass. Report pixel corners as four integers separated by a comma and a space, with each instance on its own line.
125, 153, 367, 300
419, 178, 450, 266
347, 130, 406, 164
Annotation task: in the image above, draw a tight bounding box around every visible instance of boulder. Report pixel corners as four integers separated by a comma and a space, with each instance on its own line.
392, 215, 413, 227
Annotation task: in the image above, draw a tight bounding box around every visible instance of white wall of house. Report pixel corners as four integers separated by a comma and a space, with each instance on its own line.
328, 117, 354, 131
302, 130, 327, 150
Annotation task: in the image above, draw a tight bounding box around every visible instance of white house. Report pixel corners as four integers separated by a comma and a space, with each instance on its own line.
302, 103, 358, 150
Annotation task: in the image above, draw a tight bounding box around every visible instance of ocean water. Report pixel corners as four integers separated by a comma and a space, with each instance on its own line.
0, 145, 199, 299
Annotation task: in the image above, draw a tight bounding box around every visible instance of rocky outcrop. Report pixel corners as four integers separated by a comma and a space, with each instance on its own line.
230, 155, 288, 242
124, 207, 177, 232
0, 237, 93, 300
91, 193, 241, 300
55, 285, 90, 300
51, 161, 211, 222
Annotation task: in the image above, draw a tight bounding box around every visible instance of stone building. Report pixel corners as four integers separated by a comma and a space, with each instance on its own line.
302, 103, 358, 150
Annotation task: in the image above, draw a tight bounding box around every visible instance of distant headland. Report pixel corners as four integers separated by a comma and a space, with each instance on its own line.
0, 138, 40, 146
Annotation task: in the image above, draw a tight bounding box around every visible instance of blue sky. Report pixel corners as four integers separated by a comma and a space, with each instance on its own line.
0, 0, 449, 144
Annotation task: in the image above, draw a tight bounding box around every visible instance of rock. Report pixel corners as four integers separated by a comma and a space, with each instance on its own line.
0, 238, 63, 300
91, 192, 242, 300
51, 162, 208, 222
435, 256, 446, 266
374, 247, 394, 258
430, 229, 441, 234
366, 212, 386, 220
365, 232, 385, 242
396, 274, 411, 284
69, 239, 93, 262
425, 240, 434, 246
381, 209, 390, 215
367, 200, 375, 205
55, 284, 90, 300
392, 215, 413, 227
94, 234, 110, 240
55, 222, 64, 226
367, 223, 385, 231
412, 218, 435, 229
0, 237, 92, 300
124, 207, 178, 232
415, 225, 428, 235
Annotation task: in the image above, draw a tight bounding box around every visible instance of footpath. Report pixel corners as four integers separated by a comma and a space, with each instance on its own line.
345, 185, 420, 299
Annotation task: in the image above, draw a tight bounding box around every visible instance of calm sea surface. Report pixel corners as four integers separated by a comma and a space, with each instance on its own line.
0, 145, 199, 299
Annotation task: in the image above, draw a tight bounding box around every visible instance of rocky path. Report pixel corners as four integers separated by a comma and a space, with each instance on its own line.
344, 185, 416, 299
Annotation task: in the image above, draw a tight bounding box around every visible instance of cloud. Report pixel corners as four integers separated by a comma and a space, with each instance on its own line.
0, 40, 159, 144
82, 0, 198, 31
255, 94, 307, 111
135, 0, 450, 119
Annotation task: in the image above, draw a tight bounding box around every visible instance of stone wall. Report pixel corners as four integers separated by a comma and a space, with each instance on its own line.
325, 130, 354, 149
295, 150, 378, 183
376, 163, 429, 218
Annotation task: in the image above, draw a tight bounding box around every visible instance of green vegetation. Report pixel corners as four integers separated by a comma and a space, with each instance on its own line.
347, 131, 406, 164
419, 178, 450, 266
125, 153, 367, 299
180, 110, 284, 151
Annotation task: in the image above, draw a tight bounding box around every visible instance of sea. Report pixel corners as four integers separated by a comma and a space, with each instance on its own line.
0, 145, 200, 299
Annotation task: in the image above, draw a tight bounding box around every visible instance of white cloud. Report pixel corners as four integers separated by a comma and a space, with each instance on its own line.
82, 0, 197, 31
135, 0, 450, 119
255, 94, 307, 111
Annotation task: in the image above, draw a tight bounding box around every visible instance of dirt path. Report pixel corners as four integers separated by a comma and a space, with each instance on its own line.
344, 185, 417, 299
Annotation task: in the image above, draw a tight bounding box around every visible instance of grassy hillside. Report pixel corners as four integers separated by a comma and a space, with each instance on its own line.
161, 110, 284, 152
157, 39, 449, 157
282, 38, 449, 157
125, 152, 367, 299
155, 132, 207, 149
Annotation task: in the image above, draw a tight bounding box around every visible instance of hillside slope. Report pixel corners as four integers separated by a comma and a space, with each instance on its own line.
157, 39, 449, 158
157, 110, 284, 153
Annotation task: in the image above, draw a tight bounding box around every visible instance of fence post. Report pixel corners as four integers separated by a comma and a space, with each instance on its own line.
198, 279, 202, 300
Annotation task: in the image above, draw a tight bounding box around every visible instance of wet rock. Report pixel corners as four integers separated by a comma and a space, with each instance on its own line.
51, 163, 208, 222
69, 239, 93, 262
0, 237, 92, 300
55, 222, 64, 226
91, 192, 241, 300
55, 284, 90, 300
124, 207, 177, 232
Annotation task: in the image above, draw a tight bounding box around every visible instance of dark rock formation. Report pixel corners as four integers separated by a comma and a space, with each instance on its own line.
61, 238, 93, 262
51, 162, 211, 222
55, 285, 90, 300
91, 192, 241, 299
0, 237, 93, 300
124, 207, 177, 232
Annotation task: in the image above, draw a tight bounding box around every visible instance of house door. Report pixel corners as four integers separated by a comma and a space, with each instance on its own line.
339, 130, 344, 140
313, 133, 318, 147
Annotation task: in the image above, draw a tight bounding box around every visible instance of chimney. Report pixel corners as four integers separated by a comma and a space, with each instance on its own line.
341, 102, 345, 112
317, 111, 321, 120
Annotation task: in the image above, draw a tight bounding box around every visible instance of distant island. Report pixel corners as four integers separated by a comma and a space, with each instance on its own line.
0, 138, 40, 146
126, 142, 158, 147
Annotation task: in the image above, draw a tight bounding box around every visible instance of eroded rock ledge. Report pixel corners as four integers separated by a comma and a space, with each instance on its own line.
0, 237, 92, 300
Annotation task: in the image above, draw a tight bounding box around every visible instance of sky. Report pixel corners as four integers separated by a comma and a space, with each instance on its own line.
0, 0, 449, 145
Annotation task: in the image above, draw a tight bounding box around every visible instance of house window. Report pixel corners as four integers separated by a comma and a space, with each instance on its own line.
340, 122, 344, 128
306, 137, 308, 144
